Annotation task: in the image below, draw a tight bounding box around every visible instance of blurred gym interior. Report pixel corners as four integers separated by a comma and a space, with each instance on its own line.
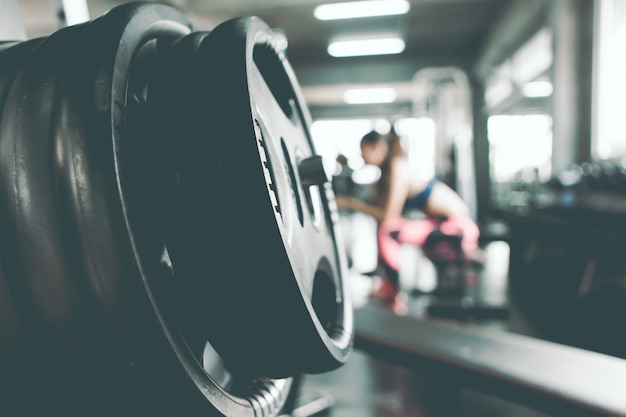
2, 0, 626, 416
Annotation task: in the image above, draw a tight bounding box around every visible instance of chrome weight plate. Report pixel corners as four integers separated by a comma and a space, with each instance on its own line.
148, 16, 354, 380
143, 31, 295, 417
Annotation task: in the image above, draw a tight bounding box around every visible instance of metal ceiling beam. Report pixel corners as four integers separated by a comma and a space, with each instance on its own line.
293, 53, 474, 88
308, 102, 412, 121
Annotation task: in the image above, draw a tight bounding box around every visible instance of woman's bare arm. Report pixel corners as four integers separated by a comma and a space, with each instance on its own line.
335, 196, 386, 221
336, 158, 472, 223
336, 158, 411, 222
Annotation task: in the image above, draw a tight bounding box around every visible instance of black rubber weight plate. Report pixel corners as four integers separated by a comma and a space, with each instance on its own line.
0, 24, 90, 416
0, 41, 19, 52
0, 35, 43, 417
0, 3, 245, 417
0, 38, 44, 118
148, 16, 353, 380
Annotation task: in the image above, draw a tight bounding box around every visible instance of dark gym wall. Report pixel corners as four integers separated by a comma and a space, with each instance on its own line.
0, 0, 26, 41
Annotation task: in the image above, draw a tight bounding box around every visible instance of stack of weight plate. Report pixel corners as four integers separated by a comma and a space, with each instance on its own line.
0, 3, 353, 417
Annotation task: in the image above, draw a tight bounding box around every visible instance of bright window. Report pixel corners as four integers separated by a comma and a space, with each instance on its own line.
593, 0, 626, 159
488, 114, 553, 183
311, 118, 390, 176
311, 117, 435, 180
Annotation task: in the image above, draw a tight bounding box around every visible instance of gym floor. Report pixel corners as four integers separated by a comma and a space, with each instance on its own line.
293, 218, 557, 417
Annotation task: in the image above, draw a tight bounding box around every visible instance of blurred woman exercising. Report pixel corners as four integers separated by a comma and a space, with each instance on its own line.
336, 129, 479, 298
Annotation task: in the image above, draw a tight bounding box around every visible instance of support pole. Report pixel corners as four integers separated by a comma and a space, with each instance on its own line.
470, 76, 491, 223
550, 0, 595, 174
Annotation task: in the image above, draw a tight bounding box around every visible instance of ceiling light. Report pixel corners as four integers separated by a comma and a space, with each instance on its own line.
314, 0, 410, 20
521, 81, 553, 97
343, 87, 397, 104
328, 36, 405, 57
